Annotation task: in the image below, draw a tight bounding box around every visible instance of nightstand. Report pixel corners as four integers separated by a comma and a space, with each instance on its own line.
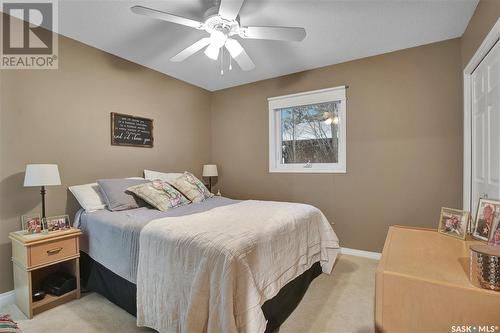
9, 228, 81, 318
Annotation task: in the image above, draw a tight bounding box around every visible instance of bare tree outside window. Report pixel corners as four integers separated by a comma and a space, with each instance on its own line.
279, 101, 340, 164
269, 86, 346, 173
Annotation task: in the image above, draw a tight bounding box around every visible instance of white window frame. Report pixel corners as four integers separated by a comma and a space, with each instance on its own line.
268, 85, 347, 173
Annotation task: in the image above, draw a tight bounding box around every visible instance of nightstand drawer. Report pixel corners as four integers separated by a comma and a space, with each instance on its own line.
29, 237, 77, 268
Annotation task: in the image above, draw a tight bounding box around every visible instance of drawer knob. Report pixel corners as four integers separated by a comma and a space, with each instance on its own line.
46, 247, 63, 255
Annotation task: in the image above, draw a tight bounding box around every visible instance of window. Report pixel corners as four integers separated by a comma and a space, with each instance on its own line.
268, 86, 346, 173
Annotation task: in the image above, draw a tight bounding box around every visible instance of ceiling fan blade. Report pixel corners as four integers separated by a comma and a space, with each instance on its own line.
240, 26, 306, 41
170, 38, 211, 62
234, 51, 255, 71
218, 0, 245, 21
131, 5, 203, 29
225, 40, 254, 71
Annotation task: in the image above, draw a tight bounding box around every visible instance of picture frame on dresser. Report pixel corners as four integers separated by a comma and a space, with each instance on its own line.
488, 217, 500, 247
437, 207, 469, 240
472, 198, 500, 241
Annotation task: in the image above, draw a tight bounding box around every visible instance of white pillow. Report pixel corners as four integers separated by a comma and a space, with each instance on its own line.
144, 170, 183, 183
69, 183, 107, 212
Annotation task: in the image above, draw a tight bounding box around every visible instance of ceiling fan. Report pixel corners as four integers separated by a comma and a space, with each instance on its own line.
130, 0, 306, 71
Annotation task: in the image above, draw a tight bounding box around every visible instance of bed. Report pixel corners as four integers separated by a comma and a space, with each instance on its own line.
76, 196, 339, 332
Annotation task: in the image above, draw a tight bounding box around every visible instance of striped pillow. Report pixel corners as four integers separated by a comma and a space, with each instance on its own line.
0, 315, 21, 333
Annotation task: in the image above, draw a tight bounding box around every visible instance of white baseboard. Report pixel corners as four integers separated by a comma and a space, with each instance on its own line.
341, 247, 381, 260
0, 290, 15, 309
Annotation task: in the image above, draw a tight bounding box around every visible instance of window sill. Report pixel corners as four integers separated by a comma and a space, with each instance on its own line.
269, 168, 346, 174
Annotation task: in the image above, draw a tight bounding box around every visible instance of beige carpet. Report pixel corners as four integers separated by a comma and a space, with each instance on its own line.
1, 254, 377, 333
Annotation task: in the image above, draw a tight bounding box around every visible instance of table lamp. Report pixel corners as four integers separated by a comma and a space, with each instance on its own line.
24, 164, 61, 219
202, 164, 218, 193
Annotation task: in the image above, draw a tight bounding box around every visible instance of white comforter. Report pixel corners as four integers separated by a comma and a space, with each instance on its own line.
136, 200, 340, 333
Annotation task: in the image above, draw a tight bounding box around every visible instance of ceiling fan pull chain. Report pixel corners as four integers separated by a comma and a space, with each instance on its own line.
220, 48, 224, 75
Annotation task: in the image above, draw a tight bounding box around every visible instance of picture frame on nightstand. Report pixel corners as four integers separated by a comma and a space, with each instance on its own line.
42, 215, 71, 232
21, 214, 42, 234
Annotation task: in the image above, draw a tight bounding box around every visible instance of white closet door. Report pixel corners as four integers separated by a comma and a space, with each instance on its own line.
472, 40, 500, 215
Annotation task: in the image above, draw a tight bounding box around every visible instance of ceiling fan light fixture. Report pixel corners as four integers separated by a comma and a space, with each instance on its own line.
225, 38, 243, 57
210, 30, 227, 48
204, 44, 220, 60
131, 0, 307, 71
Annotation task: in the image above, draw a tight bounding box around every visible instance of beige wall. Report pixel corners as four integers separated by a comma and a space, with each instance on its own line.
461, 0, 500, 68
211, 38, 463, 254
0, 31, 211, 292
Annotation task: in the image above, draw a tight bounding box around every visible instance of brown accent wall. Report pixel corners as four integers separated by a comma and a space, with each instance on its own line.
210, 38, 463, 254
0, 30, 211, 292
461, 0, 500, 68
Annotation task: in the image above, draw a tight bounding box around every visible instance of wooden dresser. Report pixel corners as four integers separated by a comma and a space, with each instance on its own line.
376, 226, 500, 333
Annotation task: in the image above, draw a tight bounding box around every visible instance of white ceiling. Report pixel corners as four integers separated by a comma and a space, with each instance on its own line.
54, 0, 478, 91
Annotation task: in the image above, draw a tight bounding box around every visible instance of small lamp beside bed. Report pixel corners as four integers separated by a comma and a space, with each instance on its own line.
202, 164, 218, 193
23, 164, 61, 219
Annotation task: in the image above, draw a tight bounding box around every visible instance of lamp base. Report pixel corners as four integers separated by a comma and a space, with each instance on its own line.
40, 186, 46, 219
205, 177, 213, 193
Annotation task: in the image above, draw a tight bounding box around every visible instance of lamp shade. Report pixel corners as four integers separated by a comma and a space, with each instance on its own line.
202, 164, 218, 177
24, 164, 61, 187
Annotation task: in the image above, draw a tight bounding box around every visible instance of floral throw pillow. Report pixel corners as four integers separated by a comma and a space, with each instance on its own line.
169, 171, 214, 203
127, 180, 190, 211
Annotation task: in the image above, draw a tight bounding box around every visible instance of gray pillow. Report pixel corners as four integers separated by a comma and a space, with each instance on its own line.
97, 178, 148, 211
